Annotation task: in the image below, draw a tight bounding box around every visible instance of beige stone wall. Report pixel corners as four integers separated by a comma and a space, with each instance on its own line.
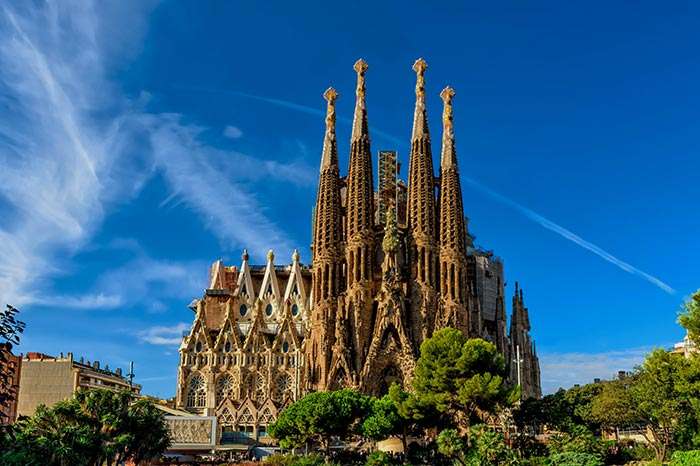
17, 359, 74, 417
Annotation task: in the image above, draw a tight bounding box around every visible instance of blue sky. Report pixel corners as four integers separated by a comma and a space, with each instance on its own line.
1, 1, 699, 397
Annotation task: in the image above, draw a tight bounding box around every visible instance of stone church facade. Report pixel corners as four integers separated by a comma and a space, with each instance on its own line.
175, 59, 541, 444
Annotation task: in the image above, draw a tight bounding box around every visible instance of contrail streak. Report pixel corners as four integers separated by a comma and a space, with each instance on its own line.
175, 86, 404, 146
462, 177, 675, 294
183, 86, 675, 294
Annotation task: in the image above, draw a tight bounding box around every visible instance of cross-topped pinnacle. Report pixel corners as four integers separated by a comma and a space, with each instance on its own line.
321, 87, 339, 171
440, 86, 455, 104
353, 58, 368, 75
413, 57, 428, 75
323, 87, 338, 104
413, 58, 428, 98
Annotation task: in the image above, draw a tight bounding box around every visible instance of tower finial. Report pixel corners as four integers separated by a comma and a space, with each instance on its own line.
413, 58, 428, 97
242, 249, 249, 262
267, 249, 275, 263
320, 87, 339, 171
292, 248, 300, 263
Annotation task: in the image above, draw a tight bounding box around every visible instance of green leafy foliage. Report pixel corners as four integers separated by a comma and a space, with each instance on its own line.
0, 304, 24, 418
436, 425, 519, 466
364, 450, 401, 466
264, 453, 340, 466
589, 378, 639, 436
679, 289, 700, 346
0, 388, 169, 466
546, 424, 604, 459
413, 329, 516, 438
669, 449, 700, 466
269, 389, 371, 451
545, 451, 603, 466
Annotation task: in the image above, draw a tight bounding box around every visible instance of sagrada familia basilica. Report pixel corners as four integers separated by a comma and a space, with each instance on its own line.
174, 59, 541, 441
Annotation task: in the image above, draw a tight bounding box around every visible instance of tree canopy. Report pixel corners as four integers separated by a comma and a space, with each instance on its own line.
679, 289, 700, 346
0, 388, 170, 466
269, 389, 371, 451
413, 328, 517, 439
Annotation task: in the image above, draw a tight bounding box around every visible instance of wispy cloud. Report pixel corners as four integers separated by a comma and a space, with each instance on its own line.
180, 87, 405, 146
223, 125, 243, 139
462, 177, 676, 294
138, 323, 189, 346
0, 1, 310, 306
31, 293, 124, 310
539, 346, 664, 393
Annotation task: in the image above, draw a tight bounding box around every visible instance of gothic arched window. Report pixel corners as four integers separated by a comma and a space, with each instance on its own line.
186, 374, 206, 408
215, 374, 237, 404
291, 304, 299, 317
273, 374, 293, 401
265, 303, 273, 317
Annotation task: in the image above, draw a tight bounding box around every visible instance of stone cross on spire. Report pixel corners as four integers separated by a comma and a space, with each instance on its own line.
440, 86, 456, 168
320, 87, 338, 171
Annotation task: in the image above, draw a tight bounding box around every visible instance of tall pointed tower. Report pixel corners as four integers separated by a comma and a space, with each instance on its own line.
306, 88, 344, 391
407, 58, 438, 346
344, 59, 376, 372
435, 87, 469, 334
509, 283, 541, 399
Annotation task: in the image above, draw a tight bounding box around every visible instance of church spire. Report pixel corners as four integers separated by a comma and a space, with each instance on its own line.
345, 59, 376, 372
407, 58, 438, 344
307, 87, 344, 391
312, 86, 343, 289
411, 58, 430, 140
320, 87, 339, 172
436, 86, 469, 333
346, 59, 375, 254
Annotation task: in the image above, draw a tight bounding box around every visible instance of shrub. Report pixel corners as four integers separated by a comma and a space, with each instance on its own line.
670, 450, 700, 466
264, 453, 340, 466
546, 452, 603, 466
547, 425, 604, 459
364, 451, 401, 466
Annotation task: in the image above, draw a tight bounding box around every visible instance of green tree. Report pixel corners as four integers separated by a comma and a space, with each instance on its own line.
546, 424, 605, 460
589, 378, 639, 439
437, 425, 519, 466
631, 349, 692, 461
413, 328, 517, 442
270, 389, 371, 452
463, 424, 519, 466
362, 384, 438, 452
0, 304, 25, 418
0, 389, 169, 466
679, 289, 700, 346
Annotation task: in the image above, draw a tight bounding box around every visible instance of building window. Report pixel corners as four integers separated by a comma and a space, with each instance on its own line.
274, 374, 293, 401
282, 341, 289, 353
291, 304, 299, 316
224, 341, 231, 352
265, 303, 273, 317
215, 374, 237, 404
186, 374, 206, 408
239, 304, 248, 316
195, 341, 202, 353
